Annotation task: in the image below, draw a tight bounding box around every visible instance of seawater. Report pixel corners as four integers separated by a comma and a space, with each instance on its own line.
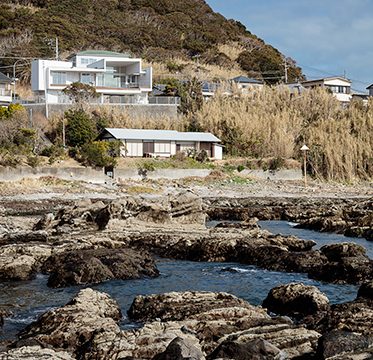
2, 220, 370, 342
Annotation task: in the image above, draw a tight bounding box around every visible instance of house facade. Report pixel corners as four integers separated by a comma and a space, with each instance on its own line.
367, 84, 373, 97
31, 50, 152, 104
231, 76, 264, 93
0, 72, 13, 105
99, 128, 223, 160
302, 77, 352, 103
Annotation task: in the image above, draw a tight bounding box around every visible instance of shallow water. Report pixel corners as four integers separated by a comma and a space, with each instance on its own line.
2, 220, 370, 343
0, 257, 358, 342
259, 220, 373, 259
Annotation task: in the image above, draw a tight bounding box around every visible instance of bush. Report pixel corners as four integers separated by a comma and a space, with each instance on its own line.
65, 109, 97, 147
27, 155, 42, 168
79, 141, 117, 168
237, 164, 245, 172
196, 149, 208, 163
268, 157, 285, 171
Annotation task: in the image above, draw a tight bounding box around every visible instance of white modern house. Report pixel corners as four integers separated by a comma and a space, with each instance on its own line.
0, 72, 13, 105
302, 77, 352, 103
31, 50, 152, 104
99, 128, 223, 160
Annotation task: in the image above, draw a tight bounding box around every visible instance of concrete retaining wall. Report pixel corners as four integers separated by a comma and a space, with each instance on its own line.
0, 167, 302, 183
24, 103, 179, 119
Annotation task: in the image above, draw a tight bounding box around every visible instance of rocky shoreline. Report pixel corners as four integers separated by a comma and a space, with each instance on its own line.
0, 190, 372, 358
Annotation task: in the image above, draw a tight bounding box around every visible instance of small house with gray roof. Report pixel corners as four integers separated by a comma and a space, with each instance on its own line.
231, 76, 264, 93
99, 128, 223, 160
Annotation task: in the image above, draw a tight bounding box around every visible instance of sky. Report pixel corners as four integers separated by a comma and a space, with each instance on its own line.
207, 0, 373, 93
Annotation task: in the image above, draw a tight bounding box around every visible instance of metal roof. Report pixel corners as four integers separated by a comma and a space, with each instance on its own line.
232, 76, 263, 84
0, 72, 12, 83
104, 128, 221, 142
367, 84, 373, 89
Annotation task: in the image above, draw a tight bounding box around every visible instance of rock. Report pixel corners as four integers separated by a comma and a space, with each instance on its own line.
16, 288, 121, 356
209, 323, 320, 359
357, 281, 373, 300
152, 337, 204, 360
0, 230, 48, 245
0, 345, 75, 359
308, 254, 373, 284
208, 338, 283, 360
304, 295, 373, 336
262, 283, 330, 318
127, 291, 255, 322
0, 254, 37, 281
320, 242, 367, 261
42, 248, 159, 288
316, 330, 373, 359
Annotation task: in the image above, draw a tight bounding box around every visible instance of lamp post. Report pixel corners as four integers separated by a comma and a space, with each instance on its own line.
12, 59, 23, 102
301, 144, 309, 187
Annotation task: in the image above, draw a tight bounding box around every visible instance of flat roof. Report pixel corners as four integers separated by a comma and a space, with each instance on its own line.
103, 128, 221, 142
74, 50, 131, 58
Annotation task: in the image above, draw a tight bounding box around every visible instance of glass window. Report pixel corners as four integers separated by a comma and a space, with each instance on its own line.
51, 71, 66, 85
81, 73, 94, 84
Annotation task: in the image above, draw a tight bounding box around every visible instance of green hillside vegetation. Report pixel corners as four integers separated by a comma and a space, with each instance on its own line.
0, 0, 302, 83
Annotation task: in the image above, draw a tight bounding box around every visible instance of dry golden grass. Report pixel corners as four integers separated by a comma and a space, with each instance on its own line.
218, 42, 246, 61
195, 87, 373, 181
144, 58, 242, 82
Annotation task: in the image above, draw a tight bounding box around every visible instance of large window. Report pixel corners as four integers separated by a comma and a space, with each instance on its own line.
80, 58, 98, 65
327, 85, 350, 94
81, 73, 94, 85
51, 71, 66, 85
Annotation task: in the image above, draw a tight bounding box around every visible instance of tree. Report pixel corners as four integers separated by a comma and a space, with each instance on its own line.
62, 82, 99, 105
79, 141, 117, 168
65, 109, 96, 147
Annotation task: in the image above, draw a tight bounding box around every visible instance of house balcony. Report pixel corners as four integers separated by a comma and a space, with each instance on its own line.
0, 88, 12, 103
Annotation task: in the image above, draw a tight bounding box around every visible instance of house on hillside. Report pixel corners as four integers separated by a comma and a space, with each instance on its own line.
31, 50, 152, 105
231, 76, 264, 93
367, 84, 373, 97
0, 72, 13, 105
301, 77, 352, 103
99, 128, 223, 160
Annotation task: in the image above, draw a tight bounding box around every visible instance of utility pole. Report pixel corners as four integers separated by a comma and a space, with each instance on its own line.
284, 58, 288, 84
55, 37, 59, 60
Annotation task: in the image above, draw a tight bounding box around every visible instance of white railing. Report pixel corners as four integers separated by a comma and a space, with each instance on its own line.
0, 88, 12, 96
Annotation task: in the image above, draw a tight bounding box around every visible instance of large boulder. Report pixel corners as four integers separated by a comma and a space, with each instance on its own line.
320, 242, 367, 261
16, 288, 121, 356
42, 248, 159, 288
152, 337, 204, 360
127, 291, 254, 322
0, 254, 37, 281
357, 281, 373, 300
262, 283, 330, 318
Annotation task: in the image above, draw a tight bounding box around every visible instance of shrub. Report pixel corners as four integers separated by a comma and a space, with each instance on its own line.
268, 157, 285, 171
65, 109, 96, 147
27, 155, 42, 168
196, 149, 208, 163
79, 141, 117, 168
237, 164, 245, 172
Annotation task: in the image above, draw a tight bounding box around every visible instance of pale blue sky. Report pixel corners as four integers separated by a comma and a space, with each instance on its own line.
207, 0, 373, 92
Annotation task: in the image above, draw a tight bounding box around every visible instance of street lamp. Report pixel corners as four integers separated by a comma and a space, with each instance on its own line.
301, 144, 309, 187
12, 59, 23, 102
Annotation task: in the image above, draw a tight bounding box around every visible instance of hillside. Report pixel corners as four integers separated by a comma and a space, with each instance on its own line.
0, 0, 303, 83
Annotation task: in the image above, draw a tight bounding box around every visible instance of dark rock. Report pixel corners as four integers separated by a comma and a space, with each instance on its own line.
320, 242, 367, 261
208, 338, 283, 360
316, 330, 373, 359
152, 337, 204, 360
43, 248, 159, 288
0, 231, 48, 245
262, 283, 330, 318
357, 281, 373, 300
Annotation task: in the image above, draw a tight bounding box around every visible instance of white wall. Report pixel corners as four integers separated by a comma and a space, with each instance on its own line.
213, 144, 223, 160
324, 79, 351, 87
125, 140, 143, 157
31, 60, 72, 91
